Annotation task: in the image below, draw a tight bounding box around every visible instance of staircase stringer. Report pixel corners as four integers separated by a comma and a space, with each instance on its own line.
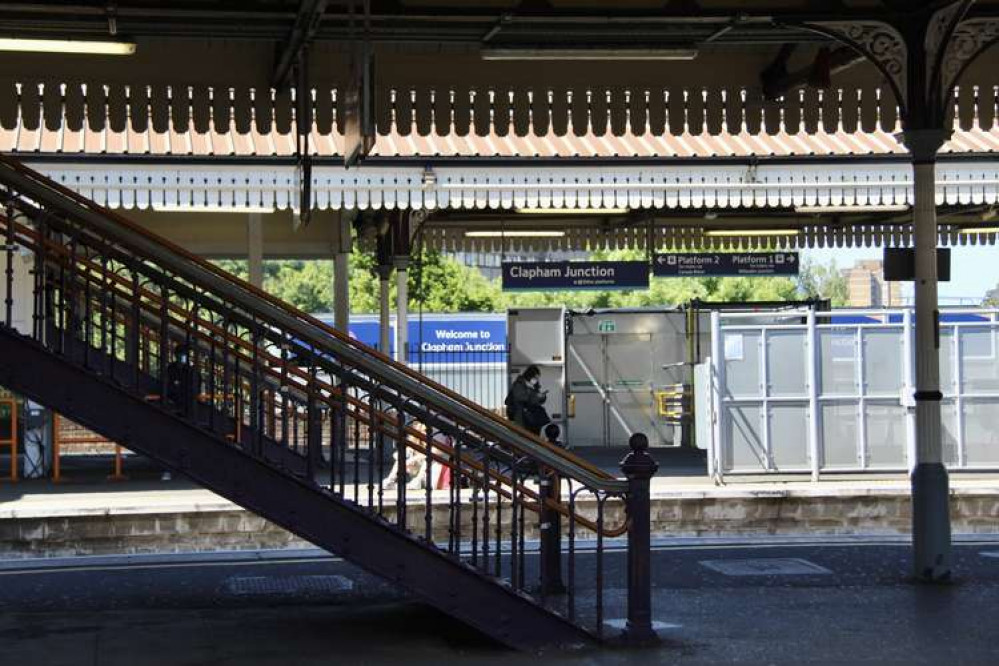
0, 328, 595, 652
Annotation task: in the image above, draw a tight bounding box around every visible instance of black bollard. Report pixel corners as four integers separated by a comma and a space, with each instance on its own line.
620, 432, 659, 645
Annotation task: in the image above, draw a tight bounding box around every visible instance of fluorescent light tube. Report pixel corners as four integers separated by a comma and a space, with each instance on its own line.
153, 205, 274, 214
515, 208, 629, 215
957, 226, 999, 234
464, 230, 566, 238
481, 48, 698, 61
704, 229, 799, 237
796, 204, 909, 213
0, 37, 136, 55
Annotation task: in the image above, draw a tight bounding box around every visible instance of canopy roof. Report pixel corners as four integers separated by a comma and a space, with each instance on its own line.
4, 1, 998, 251
5, 112, 999, 161
2, 2, 998, 138
7, 117, 997, 252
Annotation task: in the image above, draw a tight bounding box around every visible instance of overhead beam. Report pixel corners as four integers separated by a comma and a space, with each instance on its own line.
272, 0, 328, 89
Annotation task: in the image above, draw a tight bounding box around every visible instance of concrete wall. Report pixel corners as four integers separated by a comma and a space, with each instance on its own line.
3, 488, 998, 559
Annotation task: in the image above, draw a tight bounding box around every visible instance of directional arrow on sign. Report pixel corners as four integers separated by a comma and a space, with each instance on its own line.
652, 252, 800, 277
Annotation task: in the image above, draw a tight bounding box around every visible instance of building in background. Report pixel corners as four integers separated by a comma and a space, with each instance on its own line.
844, 260, 906, 308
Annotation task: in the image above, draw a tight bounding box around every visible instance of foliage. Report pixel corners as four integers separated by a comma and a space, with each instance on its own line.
797, 258, 850, 307
213, 249, 847, 314
497, 249, 801, 311
212, 251, 503, 314
984, 282, 999, 307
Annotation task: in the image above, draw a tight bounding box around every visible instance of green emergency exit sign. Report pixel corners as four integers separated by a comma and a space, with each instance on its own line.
597, 320, 616, 333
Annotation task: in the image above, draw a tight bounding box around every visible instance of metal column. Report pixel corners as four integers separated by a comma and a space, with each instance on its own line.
394, 256, 408, 364
708, 311, 723, 482
332, 215, 351, 334
905, 130, 952, 582
247, 213, 263, 289
806, 309, 821, 482
378, 266, 391, 355
375, 230, 393, 356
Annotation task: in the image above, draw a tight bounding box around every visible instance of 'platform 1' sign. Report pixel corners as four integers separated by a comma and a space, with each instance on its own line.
502, 261, 649, 291
653, 252, 799, 277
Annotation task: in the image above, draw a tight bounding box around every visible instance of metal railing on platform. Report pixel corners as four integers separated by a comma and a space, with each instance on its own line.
708, 307, 999, 481
0, 154, 658, 646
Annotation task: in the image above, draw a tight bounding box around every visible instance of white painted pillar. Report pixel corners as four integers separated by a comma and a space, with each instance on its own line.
806, 309, 821, 482
247, 213, 263, 288
332, 215, 351, 334
394, 256, 409, 364
905, 130, 952, 582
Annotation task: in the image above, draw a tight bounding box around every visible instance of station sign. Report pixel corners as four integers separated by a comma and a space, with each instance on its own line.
502, 261, 649, 291
652, 252, 799, 277
346, 318, 506, 362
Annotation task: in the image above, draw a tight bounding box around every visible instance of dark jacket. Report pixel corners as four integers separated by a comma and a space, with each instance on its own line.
506, 375, 548, 434
167, 360, 202, 409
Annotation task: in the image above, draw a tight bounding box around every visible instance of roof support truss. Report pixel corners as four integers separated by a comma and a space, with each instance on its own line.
272, 0, 329, 89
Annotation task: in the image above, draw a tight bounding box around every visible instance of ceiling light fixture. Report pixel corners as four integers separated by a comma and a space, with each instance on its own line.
481, 47, 698, 61
703, 229, 799, 237
464, 230, 566, 238
515, 207, 629, 215
0, 37, 136, 55
957, 226, 999, 234
796, 204, 909, 214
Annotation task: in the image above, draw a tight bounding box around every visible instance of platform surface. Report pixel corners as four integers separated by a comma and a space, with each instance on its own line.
2, 537, 998, 665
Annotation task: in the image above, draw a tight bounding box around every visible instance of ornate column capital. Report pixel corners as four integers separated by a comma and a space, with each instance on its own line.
901, 128, 951, 163
800, 21, 908, 116
937, 17, 999, 103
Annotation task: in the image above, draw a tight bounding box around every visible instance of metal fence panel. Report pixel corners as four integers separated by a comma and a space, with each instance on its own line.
709, 308, 999, 479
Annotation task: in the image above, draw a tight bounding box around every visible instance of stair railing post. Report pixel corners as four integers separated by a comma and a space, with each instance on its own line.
539, 424, 565, 595
619, 432, 659, 646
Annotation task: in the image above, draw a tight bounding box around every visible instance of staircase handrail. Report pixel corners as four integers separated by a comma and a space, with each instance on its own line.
0, 155, 625, 493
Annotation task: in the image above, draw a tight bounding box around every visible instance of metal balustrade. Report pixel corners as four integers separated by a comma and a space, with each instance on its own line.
708, 307, 999, 481
0, 155, 658, 649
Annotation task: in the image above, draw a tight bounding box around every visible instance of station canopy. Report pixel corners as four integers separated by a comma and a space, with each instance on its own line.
3, 1, 999, 251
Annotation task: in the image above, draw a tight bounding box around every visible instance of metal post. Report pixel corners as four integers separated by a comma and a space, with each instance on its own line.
539, 424, 565, 595
708, 311, 723, 482
620, 432, 659, 646
375, 231, 393, 356
394, 256, 409, 364
377, 265, 391, 355
903, 129, 952, 582
333, 215, 351, 334
806, 309, 821, 482
247, 213, 264, 288
903, 307, 917, 474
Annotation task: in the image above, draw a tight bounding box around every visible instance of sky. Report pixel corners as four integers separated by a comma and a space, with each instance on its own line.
802, 246, 999, 304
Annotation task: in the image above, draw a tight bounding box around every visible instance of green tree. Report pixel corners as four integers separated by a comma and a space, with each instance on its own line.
410, 251, 504, 312
212, 259, 249, 281
269, 261, 334, 313
798, 259, 849, 306
984, 282, 999, 307
499, 248, 804, 311
211, 250, 848, 315
211, 252, 505, 314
